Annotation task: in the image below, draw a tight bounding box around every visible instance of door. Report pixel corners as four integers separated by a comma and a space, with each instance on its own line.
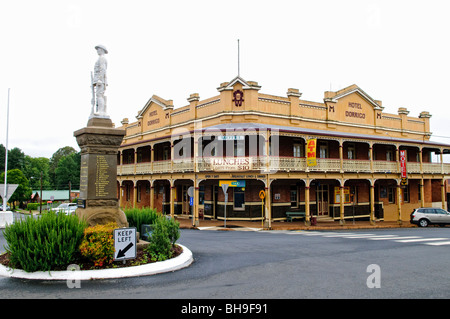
182, 185, 189, 215
317, 185, 329, 217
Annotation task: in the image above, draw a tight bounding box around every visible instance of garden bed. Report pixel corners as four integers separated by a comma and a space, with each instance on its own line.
0, 244, 183, 271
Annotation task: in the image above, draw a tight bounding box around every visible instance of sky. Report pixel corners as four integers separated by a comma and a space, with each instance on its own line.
0, 0, 449, 159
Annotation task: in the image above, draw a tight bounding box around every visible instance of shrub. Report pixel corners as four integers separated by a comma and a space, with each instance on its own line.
79, 222, 117, 268
3, 212, 87, 272
26, 203, 39, 211
145, 216, 180, 262
124, 207, 159, 233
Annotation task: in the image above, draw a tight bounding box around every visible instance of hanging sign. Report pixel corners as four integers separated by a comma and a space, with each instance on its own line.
306, 139, 317, 167
400, 149, 408, 186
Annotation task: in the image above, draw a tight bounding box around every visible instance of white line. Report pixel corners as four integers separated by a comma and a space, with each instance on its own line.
395, 237, 449, 243
423, 241, 450, 246
323, 234, 375, 238
367, 236, 419, 241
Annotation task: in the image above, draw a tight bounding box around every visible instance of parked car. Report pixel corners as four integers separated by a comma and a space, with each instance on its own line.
50, 203, 77, 215
410, 207, 450, 227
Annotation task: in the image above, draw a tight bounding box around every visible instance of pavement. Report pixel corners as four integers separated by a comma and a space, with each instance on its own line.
175, 216, 417, 231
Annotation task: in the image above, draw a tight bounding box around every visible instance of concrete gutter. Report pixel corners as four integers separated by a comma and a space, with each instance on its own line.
0, 244, 193, 281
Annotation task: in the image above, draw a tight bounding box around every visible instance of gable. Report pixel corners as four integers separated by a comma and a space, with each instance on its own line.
327, 85, 383, 125
136, 95, 173, 130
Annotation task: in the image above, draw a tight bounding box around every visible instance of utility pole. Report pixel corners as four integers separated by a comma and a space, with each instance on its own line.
3, 88, 10, 213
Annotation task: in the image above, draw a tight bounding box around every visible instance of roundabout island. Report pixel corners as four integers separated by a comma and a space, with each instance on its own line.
0, 244, 193, 281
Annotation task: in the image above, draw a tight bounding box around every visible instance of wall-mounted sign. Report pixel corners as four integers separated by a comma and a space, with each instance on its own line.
218, 135, 245, 141
211, 157, 252, 171
219, 180, 246, 188
345, 101, 366, 119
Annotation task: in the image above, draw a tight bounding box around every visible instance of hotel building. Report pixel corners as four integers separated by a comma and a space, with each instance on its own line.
116, 76, 450, 226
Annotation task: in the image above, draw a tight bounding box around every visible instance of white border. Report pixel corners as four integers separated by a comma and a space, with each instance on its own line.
0, 244, 192, 281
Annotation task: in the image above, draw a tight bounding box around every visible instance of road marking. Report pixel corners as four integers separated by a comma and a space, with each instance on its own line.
423, 241, 450, 246
394, 237, 449, 243
367, 236, 419, 240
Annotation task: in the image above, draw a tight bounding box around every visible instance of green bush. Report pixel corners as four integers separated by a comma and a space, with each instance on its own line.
3, 212, 87, 272
145, 216, 180, 262
124, 207, 159, 233
26, 203, 39, 211
79, 222, 117, 268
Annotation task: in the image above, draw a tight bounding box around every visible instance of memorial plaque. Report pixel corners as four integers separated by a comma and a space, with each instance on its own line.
79, 153, 117, 201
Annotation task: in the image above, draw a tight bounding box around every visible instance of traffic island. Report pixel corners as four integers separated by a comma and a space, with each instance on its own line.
0, 244, 193, 281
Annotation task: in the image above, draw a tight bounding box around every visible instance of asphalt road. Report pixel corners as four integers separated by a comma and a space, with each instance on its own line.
0, 224, 449, 300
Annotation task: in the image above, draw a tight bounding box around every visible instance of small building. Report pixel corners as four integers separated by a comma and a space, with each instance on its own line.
116, 76, 450, 226
31, 190, 80, 204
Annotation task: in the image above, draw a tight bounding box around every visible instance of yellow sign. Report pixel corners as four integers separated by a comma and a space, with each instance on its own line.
219, 180, 246, 187
259, 190, 266, 199
306, 139, 317, 167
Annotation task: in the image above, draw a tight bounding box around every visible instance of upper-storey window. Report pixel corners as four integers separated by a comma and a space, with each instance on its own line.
319, 142, 328, 158
347, 143, 355, 160
293, 143, 303, 158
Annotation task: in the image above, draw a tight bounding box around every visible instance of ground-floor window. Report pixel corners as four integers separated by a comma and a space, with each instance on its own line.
233, 187, 245, 210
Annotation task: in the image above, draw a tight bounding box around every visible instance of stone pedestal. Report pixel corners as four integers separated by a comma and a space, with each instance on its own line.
74, 117, 128, 227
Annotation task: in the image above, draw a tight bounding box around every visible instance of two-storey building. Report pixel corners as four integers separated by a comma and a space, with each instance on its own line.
116, 76, 450, 227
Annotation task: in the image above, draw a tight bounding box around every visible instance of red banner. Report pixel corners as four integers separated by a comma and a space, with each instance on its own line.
400, 149, 407, 180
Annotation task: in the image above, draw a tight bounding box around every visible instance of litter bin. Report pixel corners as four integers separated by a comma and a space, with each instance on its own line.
310, 216, 317, 226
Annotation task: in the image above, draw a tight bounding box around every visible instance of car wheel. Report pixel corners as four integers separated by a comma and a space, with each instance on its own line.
419, 219, 429, 227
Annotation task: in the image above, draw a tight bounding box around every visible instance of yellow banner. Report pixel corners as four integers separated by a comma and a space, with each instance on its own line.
306, 139, 317, 167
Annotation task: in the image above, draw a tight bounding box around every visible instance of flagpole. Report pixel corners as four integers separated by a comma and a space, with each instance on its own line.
3, 88, 10, 213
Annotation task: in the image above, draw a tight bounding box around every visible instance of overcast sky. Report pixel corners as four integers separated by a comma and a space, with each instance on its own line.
1, 0, 449, 159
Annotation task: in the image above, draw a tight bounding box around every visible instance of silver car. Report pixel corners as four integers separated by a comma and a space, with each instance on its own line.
50, 203, 78, 215
410, 207, 450, 227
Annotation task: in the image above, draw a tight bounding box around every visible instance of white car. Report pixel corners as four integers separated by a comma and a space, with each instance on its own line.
51, 203, 77, 215
410, 207, 450, 227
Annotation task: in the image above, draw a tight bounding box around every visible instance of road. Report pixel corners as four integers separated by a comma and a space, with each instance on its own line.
0, 224, 449, 299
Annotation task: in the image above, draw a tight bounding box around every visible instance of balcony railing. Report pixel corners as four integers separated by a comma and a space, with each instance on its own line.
118, 157, 450, 176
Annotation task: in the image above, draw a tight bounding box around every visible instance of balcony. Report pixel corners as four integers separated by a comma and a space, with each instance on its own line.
118, 156, 450, 176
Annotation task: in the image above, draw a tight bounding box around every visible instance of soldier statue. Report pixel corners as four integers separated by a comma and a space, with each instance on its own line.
90, 44, 109, 118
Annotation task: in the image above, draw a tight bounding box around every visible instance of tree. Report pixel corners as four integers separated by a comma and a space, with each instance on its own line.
0, 145, 25, 172
23, 156, 51, 190
0, 169, 32, 209
55, 152, 80, 189
49, 146, 78, 189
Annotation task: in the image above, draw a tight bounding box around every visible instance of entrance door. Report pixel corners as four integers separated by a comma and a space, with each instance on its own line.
317, 185, 329, 217
182, 185, 189, 215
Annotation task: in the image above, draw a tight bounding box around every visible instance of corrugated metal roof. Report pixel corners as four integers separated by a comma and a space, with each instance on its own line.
31, 190, 79, 201
199, 122, 450, 150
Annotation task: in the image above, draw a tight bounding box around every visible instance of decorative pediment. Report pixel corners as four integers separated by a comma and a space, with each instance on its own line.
325, 84, 384, 111
217, 76, 261, 92
136, 95, 173, 119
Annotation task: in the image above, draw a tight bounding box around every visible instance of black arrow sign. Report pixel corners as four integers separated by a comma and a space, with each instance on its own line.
117, 242, 134, 258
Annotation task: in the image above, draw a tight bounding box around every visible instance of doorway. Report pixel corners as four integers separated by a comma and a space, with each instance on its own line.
317, 184, 329, 217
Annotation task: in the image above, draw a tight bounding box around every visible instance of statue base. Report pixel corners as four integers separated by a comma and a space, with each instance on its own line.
74, 116, 128, 228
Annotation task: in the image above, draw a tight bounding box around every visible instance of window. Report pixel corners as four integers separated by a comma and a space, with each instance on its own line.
386, 150, 394, 161
234, 140, 245, 157
388, 186, 395, 203
402, 185, 409, 203
137, 184, 142, 202
163, 145, 170, 160
293, 143, 303, 158
319, 142, 328, 158
233, 187, 245, 210
290, 186, 298, 208
347, 143, 355, 159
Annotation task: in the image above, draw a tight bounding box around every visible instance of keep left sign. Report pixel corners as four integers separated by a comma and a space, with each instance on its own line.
114, 227, 137, 261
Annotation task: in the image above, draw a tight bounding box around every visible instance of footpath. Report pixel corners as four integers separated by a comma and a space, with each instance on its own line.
175, 217, 416, 231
